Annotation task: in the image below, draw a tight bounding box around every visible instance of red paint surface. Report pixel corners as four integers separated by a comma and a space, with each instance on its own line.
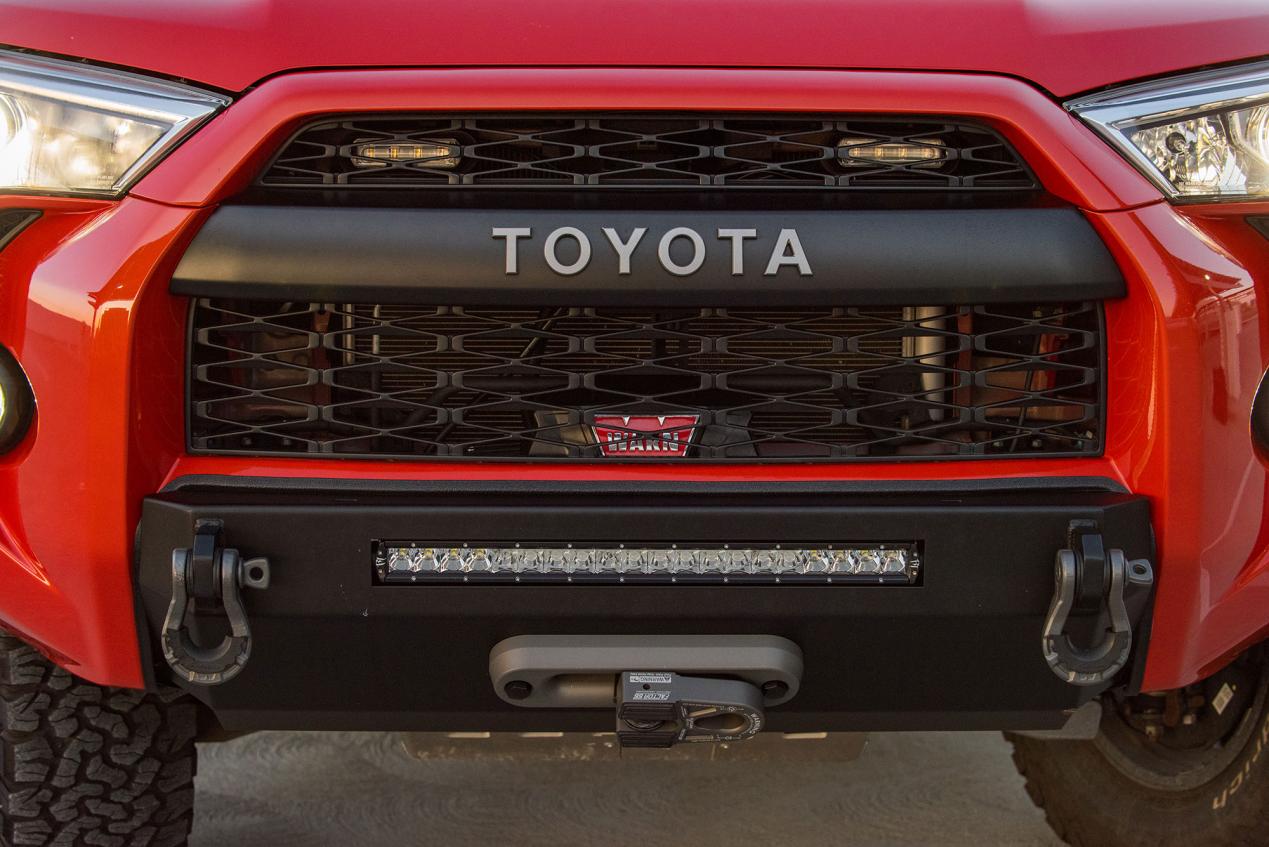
0, 66, 1265, 694
2, 0, 1268, 97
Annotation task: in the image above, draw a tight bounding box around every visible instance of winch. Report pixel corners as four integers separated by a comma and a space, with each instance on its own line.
488, 634, 803, 748
616, 672, 765, 748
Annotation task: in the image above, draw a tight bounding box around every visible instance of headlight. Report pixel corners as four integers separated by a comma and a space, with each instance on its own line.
1067, 60, 1269, 202
0, 51, 228, 197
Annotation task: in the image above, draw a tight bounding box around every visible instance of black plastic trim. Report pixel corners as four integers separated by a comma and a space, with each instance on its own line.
185, 299, 1107, 464
161, 474, 1130, 496
170, 206, 1126, 307
258, 112, 1039, 193
0, 210, 39, 252
239, 186, 1059, 211
1250, 216, 1269, 242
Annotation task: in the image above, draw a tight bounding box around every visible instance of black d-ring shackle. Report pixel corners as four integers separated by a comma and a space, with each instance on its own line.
1041, 520, 1154, 686
162, 520, 271, 686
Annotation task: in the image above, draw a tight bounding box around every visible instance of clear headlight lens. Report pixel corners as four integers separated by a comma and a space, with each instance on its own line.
0, 51, 229, 197
1067, 60, 1269, 201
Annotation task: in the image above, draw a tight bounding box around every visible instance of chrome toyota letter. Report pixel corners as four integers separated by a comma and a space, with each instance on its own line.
492, 225, 814, 277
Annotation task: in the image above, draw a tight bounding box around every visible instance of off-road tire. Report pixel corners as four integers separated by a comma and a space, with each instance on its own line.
0, 632, 197, 847
1007, 652, 1269, 847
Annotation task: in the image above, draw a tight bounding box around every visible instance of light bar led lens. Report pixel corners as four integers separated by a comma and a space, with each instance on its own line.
837, 137, 947, 168
352, 139, 461, 169
376, 543, 919, 584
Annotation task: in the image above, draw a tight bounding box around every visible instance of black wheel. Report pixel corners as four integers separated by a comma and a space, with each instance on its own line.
1008, 646, 1269, 847
0, 631, 198, 847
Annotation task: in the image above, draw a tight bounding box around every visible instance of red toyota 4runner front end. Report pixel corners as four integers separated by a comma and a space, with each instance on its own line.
0, 2, 1267, 845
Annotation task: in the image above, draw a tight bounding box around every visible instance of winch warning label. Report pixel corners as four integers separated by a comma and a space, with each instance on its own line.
628, 672, 673, 684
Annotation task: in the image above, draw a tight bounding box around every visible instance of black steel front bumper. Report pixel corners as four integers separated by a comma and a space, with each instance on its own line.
135, 477, 1153, 732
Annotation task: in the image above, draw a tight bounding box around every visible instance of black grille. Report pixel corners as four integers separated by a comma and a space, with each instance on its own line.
188, 300, 1103, 462
259, 115, 1036, 191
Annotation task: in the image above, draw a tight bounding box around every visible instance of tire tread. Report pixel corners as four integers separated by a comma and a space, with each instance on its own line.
1007, 724, 1269, 847
0, 633, 196, 847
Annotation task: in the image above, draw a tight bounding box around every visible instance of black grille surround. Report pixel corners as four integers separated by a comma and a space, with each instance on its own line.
259, 114, 1038, 192
188, 300, 1104, 463
0, 209, 40, 252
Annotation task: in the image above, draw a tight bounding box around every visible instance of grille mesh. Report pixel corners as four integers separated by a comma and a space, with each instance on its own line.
188, 300, 1103, 462
259, 115, 1036, 191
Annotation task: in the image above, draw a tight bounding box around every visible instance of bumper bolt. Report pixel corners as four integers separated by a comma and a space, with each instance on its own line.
505, 680, 533, 700
761, 680, 789, 699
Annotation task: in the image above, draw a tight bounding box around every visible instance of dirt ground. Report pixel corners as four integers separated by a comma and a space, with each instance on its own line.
193, 730, 1064, 846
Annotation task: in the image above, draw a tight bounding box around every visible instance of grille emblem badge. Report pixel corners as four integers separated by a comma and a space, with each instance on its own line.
492, 226, 813, 277
592, 415, 700, 457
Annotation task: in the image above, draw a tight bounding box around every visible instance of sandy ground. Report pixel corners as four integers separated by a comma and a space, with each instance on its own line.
192, 730, 1064, 846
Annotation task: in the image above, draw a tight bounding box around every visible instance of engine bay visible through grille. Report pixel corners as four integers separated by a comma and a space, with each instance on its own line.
187, 300, 1104, 462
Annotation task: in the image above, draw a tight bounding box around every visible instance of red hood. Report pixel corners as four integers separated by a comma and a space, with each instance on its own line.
2, 0, 1267, 97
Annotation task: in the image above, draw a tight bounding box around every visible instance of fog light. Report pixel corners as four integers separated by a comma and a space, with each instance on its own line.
376, 543, 919, 584
838, 137, 947, 168
0, 347, 34, 454
1253, 364, 1269, 460
352, 139, 460, 169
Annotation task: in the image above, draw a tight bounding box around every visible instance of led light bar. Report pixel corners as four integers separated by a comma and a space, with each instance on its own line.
838, 137, 947, 168
375, 543, 920, 585
352, 139, 461, 169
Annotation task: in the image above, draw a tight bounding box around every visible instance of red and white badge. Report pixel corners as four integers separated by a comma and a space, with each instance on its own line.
592, 415, 700, 457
